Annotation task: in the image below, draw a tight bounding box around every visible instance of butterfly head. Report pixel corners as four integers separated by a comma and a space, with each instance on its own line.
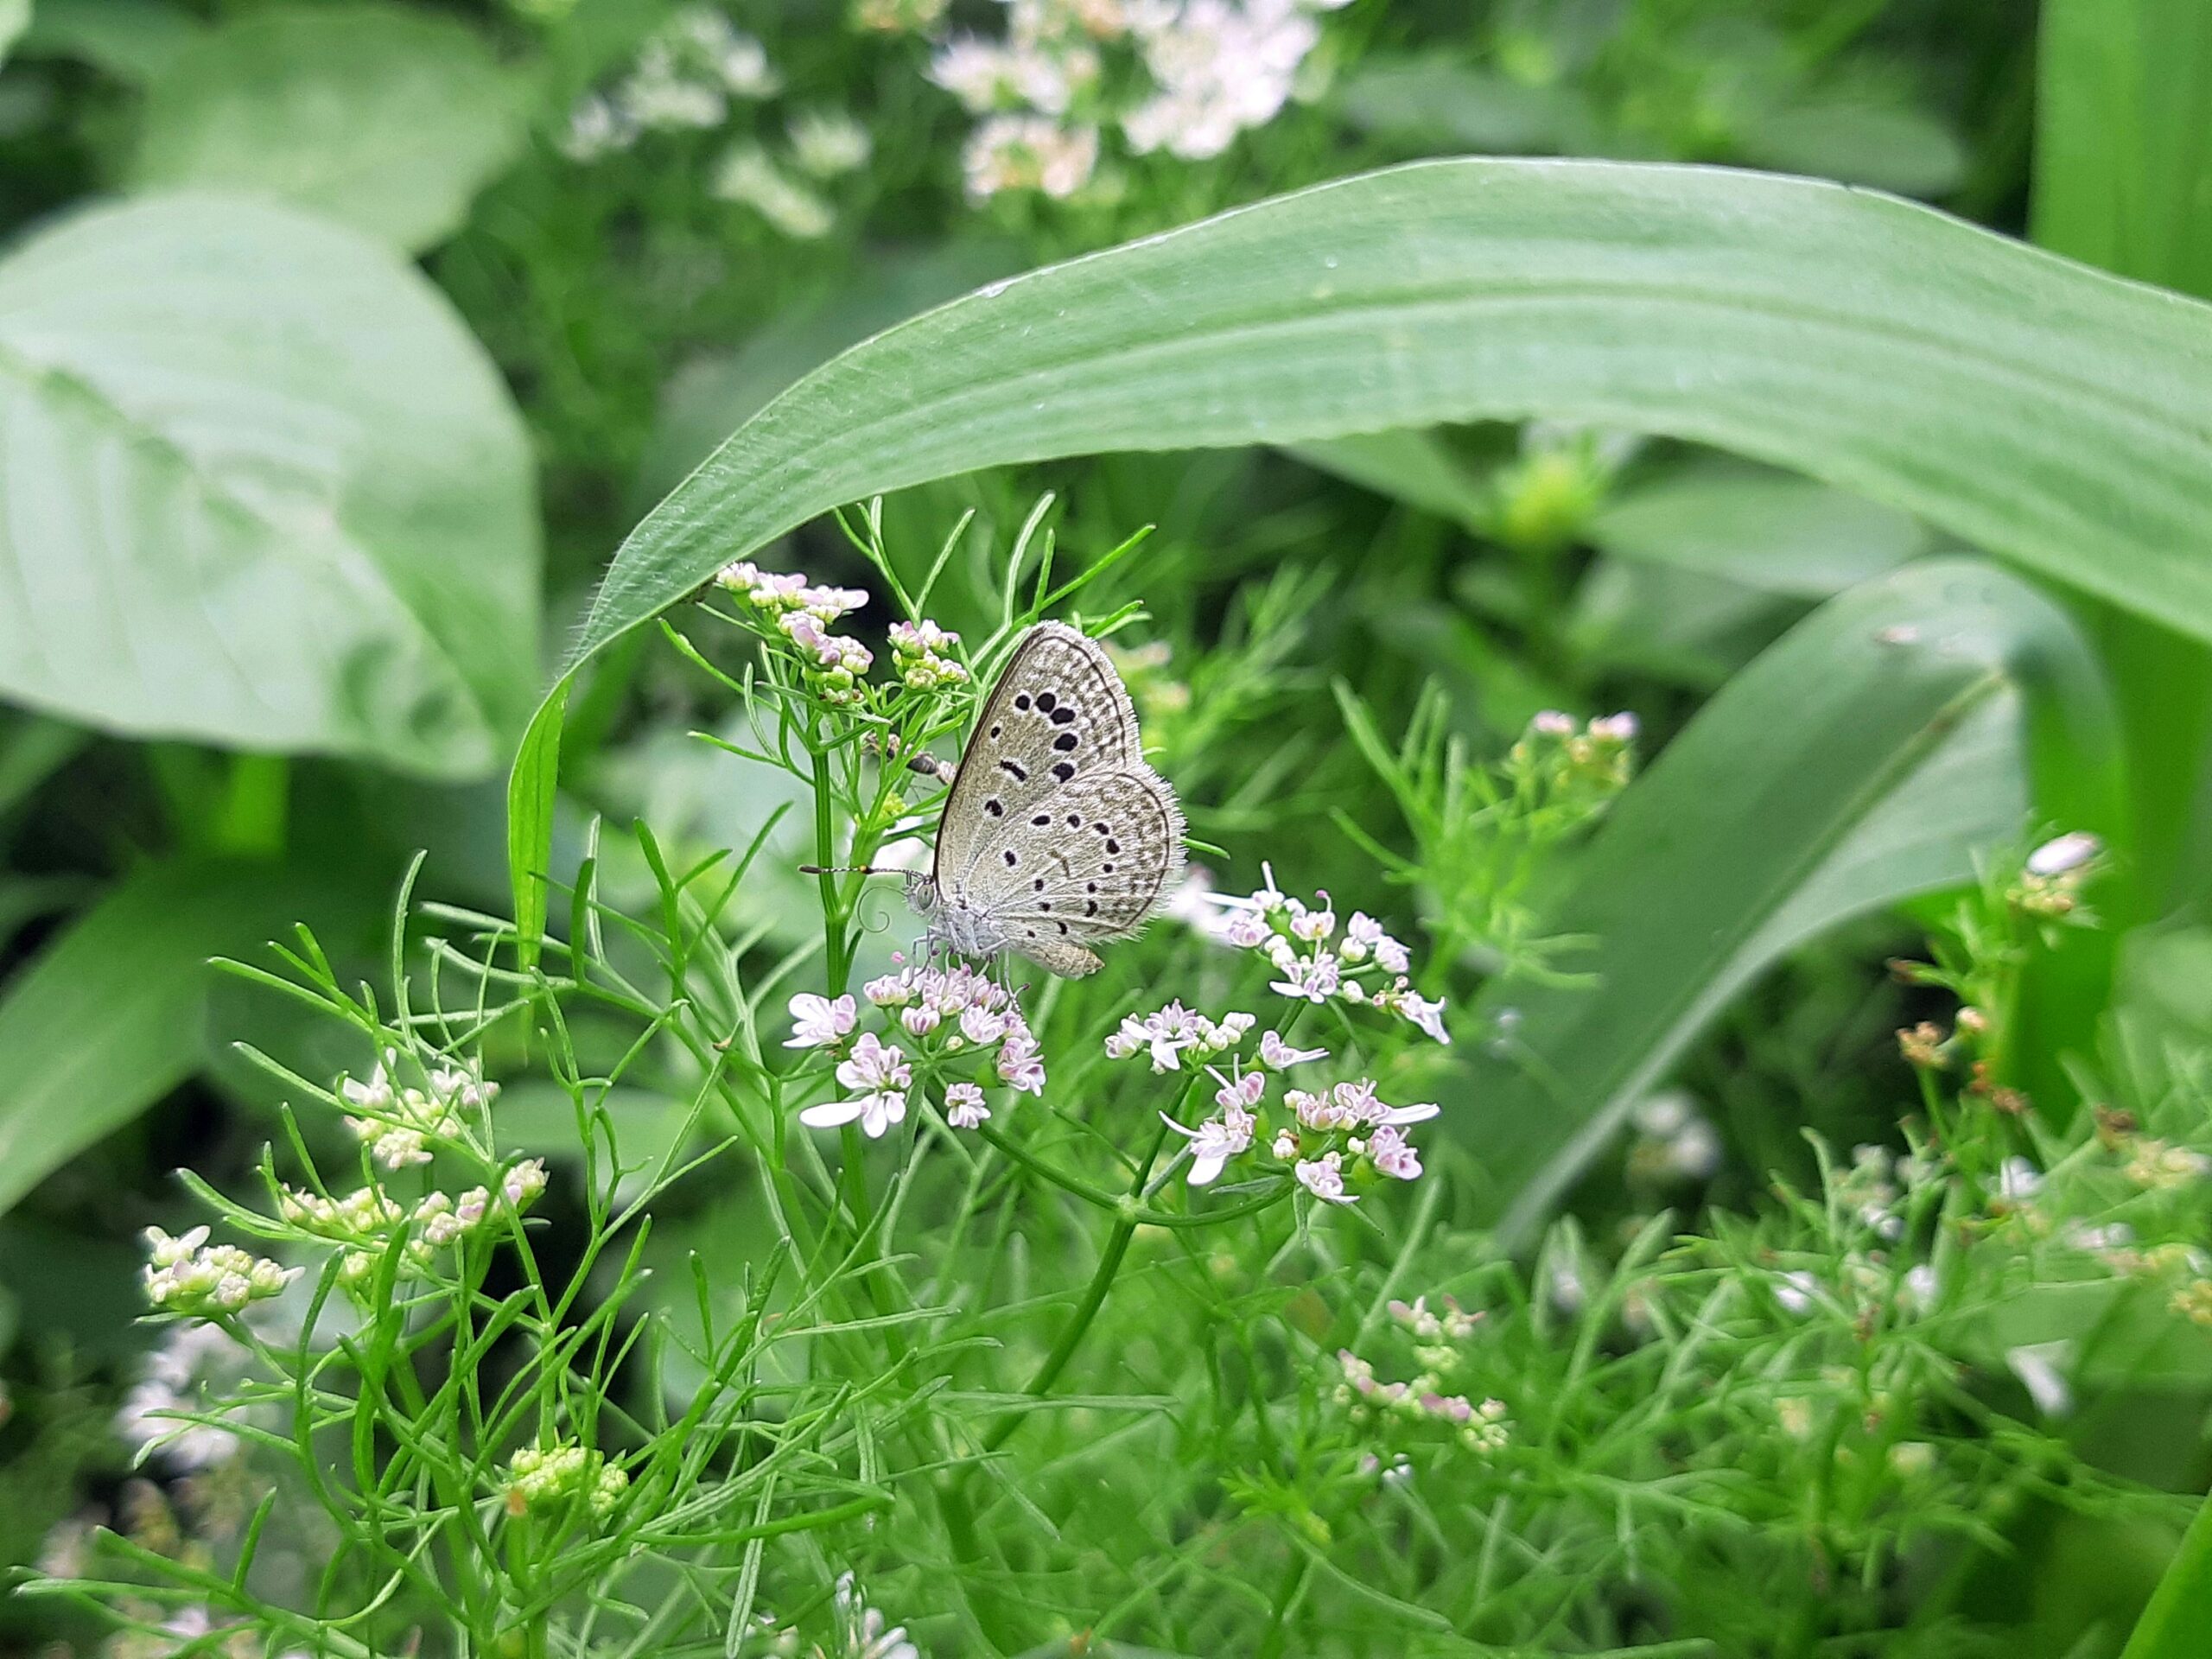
903, 871, 940, 918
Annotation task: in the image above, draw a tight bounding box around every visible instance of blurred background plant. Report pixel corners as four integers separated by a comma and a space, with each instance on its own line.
1, 0, 2209, 1654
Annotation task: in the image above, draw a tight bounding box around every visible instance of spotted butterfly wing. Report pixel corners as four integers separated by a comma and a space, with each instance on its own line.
930, 622, 1185, 976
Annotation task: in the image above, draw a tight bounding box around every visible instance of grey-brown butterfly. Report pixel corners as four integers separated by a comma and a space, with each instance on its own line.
906, 621, 1185, 977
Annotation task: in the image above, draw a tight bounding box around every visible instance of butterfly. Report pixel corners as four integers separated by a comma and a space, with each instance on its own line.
904, 621, 1185, 978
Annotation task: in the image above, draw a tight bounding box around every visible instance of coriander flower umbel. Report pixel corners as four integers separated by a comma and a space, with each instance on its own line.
1209, 863, 1452, 1044
888, 619, 969, 689
963, 114, 1100, 200
1104, 1001, 1254, 1071
141, 1227, 297, 1319
804, 963, 1044, 1135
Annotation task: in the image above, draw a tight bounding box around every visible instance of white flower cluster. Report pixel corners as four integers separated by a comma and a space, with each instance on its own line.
2126, 1138, 2212, 1191
560, 7, 780, 160
1334, 1348, 1510, 1456
834, 1572, 922, 1659
141, 1227, 298, 1319
927, 0, 1348, 201
338, 1056, 497, 1171
1198, 864, 1450, 1045
2012, 830, 2104, 920
1103, 1000, 1255, 1071
715, 560, 874, 703
1122, 0, 1349, 162
115, 1322, 250, 1471
888, 619, 969, 690
1625, 1090, 1726, 1186
1516, 708, 1639, 793
558, 10, 869, 241
276, 1163, 544, 1292
787, 965, 1045, 1138
1097, 1007, 1437, 1201
506, 1441, 629, 1521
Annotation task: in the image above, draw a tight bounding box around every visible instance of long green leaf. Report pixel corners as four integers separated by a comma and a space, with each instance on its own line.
1446, 558, 2120, 1243
0, 193, 540, 776
2121, 1491, 2212, 1659
511, 157, 2212, 932
2034, 0, 2212, 911
0, 860, 361, 1217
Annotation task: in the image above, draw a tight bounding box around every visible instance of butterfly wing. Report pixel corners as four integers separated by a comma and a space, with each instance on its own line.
933, 622, 1185, 978
960, 766, 1187, 973
935, 621, 1144, 899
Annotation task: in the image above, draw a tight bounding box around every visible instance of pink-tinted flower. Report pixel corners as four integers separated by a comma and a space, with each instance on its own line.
799, 1088, 907, 1139
836, 1033, 910, 1096
785, 992, 857, 1049
1288, 899, 1335, 943
1270, 952, 1340, 1004
1373, 936, 1411, 976
901, 1003, 942, 1037
863, 972, 914, 1007
1367, 1124, 1423, 1181
997, 1031, 1046, 1095
959, 1004, 1007, 1046
1295, 1151, 1356, 1205
1258, 1031, 1327, 1069
943, 1082, 989, 1129
1221, 910, 1273, 949
1211, 1068, 1265, 1113
1389, 987, 1451, 1045
2027, 831, 2101, 878
1163, 1106, 1255, 1185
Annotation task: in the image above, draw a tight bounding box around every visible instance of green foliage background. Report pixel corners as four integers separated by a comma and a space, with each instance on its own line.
2, 0, 2211, 1654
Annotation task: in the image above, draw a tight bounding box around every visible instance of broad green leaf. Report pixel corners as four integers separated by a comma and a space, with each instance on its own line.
1588, 458, 1933, 600
573, 159, 2212, 664
0, 860, 362, 1218
0, 193, 539, 776
1446, 559, 2120, 1243
130, 3, 529, 253
2122, 1490, 2212, 1659
512, 158, 2212, 937
21, 0, 204, 82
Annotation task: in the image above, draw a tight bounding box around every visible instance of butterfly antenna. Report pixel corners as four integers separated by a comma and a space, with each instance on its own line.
798, 864, 893, 875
